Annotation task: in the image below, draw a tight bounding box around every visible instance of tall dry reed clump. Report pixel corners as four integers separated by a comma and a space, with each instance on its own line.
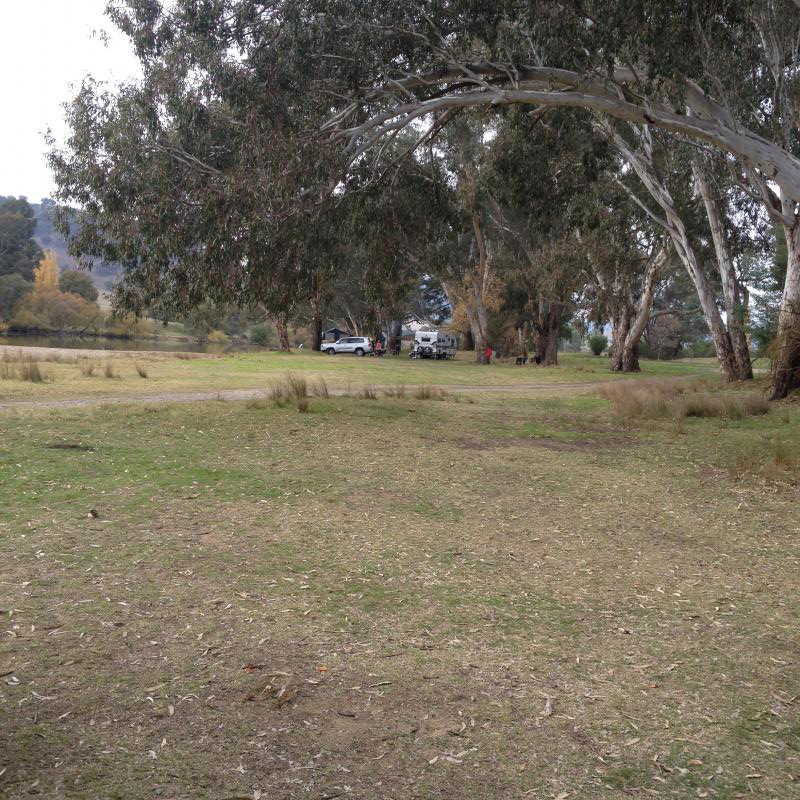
1, 352, 49, 382
414, 384, 448, 401
269, 372, 310, 411
597, 378, 769, 421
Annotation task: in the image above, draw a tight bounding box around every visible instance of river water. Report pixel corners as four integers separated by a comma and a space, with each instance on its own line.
0, 334, 241, 354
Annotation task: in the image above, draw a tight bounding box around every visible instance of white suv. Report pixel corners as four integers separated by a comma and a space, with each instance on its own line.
324, 336, 373, 356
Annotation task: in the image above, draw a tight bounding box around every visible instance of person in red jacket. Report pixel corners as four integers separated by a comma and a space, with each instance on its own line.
485, 344, 493, 364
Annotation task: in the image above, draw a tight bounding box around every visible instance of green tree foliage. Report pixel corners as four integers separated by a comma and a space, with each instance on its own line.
59, 269, 99, 302
0, 196, 43, 281
0, 273, 33, 321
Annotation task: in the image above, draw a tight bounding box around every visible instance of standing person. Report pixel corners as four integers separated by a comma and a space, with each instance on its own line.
485, 344, 493, 364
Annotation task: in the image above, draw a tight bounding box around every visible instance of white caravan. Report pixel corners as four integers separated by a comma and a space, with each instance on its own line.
410, 330, 458, 360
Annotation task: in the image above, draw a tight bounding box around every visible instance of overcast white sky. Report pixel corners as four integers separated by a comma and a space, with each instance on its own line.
0, 0, 141, 202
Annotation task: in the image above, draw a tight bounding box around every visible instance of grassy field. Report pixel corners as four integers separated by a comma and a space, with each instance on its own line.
2, 357, 799, 799
0, 348, 722, 404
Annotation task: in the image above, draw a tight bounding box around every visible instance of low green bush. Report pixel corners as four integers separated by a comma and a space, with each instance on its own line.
588, 333, 608, 356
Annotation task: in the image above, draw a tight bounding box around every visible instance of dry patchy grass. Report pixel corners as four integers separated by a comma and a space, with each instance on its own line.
2, 381, 799, 799
597, 377, 769, 421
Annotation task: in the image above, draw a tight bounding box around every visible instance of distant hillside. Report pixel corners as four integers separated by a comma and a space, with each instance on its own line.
31, 200, 124, 294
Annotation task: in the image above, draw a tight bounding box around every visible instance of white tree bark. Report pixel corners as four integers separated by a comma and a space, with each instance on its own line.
691, 159, 753, 380
601, 123, 739, 381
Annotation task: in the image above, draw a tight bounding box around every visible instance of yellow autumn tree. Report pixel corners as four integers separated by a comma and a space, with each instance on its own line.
33, 250, 60, 290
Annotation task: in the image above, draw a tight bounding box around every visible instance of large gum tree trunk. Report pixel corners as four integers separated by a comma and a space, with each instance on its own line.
772, 220, 800, 399
610, 302, 633, 372
310, 296, 323, 352
464, 301, 489, 363
275, 314, 291, 351
535, 300, 562, 365
388, 319, 402, 354
693, 161, 752, 380
618, 246, 667, 372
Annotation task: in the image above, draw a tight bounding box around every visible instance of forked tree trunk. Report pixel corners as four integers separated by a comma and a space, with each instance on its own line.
772, 220, 800, 399
275, 314, 291, 351
615, 246, 667, 372
607, 125, 741, 382
610, 302, 634, 372
693, 161, 753, 380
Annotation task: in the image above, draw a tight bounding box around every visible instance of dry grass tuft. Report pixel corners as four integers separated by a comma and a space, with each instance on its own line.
103, 360, 119, 379
0, 353, 14, 380
358, 385, 378, 400
730, 436, 799, 485
135, 362, 148, 378
1, 352, 50, 382
79, 359, 98, 377
598, 378, 767, 421
311, 378, 330, 398
414, 384, 448, 401
285, 372, 308, 400
383, 384, 407, 398
18, 358, 47, 383
268, 373, 310, 408
269, 383, 288, 407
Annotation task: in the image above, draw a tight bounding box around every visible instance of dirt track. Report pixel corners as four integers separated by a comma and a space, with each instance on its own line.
0, 381, 607, 412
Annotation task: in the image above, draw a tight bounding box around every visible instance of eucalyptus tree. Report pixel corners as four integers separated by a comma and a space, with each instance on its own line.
47, 0, 349, 337
317, 0, 800, 395
600, 121, 754, 380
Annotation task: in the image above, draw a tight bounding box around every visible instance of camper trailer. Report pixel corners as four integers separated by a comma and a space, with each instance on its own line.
410, 330, 458, 360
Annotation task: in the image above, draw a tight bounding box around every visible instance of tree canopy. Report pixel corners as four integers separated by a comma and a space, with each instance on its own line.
48, 0, 800, 391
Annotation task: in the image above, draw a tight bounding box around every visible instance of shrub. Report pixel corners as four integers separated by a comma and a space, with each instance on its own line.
207, 329, 229, 345
59, 270, 99, 303
10, 287, 102, 333
588, 333, 608, 356
102, 313, 152, 338
686, 340, 717, 358
248, 322, 274, 346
